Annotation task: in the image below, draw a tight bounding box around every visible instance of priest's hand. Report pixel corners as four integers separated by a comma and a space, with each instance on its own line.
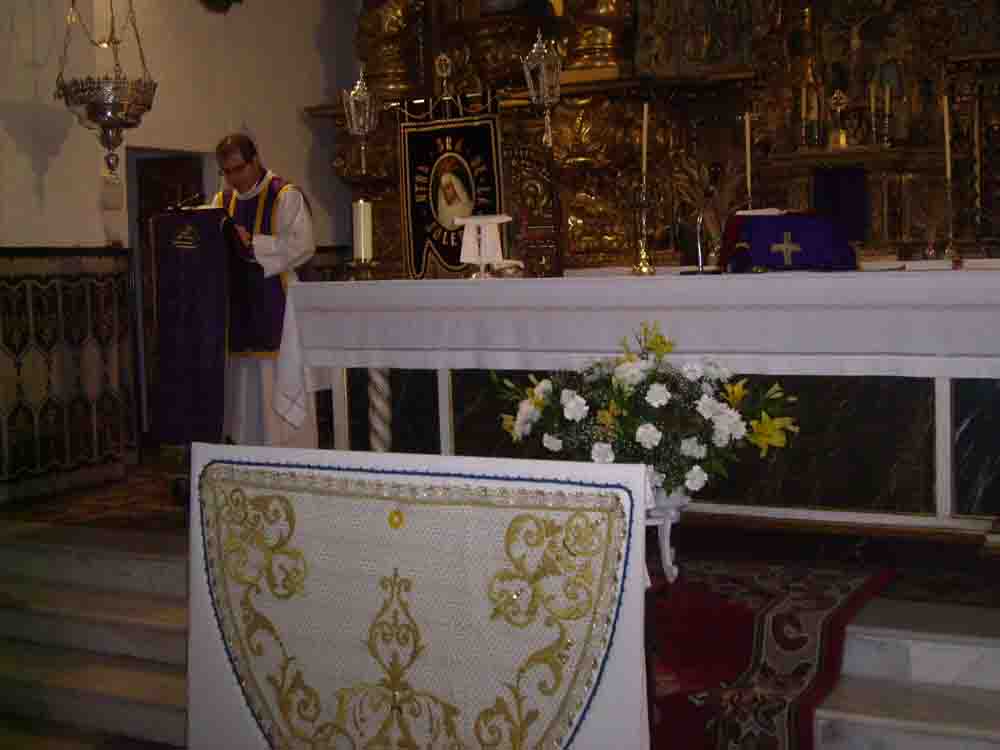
235, 224, 252, 248
233, 224, 257, 262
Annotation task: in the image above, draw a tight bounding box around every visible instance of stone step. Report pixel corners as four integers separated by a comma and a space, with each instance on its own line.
0, 639, 186, 748
843, 598, 1000, 691
816, 675, 1000, 749
0, 576, 187, 667
0, 522, 187, 599
0, 714, 183, 749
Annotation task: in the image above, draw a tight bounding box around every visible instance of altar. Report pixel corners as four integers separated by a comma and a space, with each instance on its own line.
276, 270, 1000, 539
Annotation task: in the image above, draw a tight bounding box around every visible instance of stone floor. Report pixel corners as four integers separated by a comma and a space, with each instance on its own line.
2, 461, 998, 608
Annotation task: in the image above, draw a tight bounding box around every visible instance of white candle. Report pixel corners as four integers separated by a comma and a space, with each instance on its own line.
352, 199, 373, 262
744, 111, 752, 202
943, 95, 952, 182
641, 102, 649, 179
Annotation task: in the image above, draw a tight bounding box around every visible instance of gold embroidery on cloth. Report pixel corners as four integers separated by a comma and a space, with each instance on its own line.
335, 569, 462, 748
479, 510, 616, 748
200, 465, 628, 749
203, 480, 352, 748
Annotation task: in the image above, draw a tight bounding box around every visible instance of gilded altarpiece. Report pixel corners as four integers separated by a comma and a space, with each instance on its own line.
319, 0, 1000, 275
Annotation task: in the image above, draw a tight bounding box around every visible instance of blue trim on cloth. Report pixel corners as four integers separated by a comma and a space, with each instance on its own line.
196, 457, 639, 749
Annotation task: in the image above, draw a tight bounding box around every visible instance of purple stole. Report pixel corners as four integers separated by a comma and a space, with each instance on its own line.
222, 175, 292, 357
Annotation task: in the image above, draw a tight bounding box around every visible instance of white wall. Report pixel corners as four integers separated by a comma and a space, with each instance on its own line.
0, 1, 103, 245
1, 0, 357, 247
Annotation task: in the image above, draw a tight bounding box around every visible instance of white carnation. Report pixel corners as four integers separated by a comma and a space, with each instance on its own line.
680, 437, 707, 459
513, 399, 540, 439
635, 423, 663, 450
613, 357, 654, 388
710, 405, 747, 447
561, 390, 589, 422
645, 383, 671, 408
703, 360, 733, 382
542, 433, 563, 452
696, 395, 725, 420
685, 465, 708, 492
591, 442, 615, 464
682, 362, 704, 382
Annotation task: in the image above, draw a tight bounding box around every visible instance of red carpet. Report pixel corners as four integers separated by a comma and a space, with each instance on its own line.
647, 559, 892, 750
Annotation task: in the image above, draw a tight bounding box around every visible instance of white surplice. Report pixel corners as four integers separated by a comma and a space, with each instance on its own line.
212, 171, 318, 449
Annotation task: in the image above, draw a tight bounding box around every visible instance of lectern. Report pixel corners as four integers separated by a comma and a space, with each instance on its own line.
150, 207, 232, 446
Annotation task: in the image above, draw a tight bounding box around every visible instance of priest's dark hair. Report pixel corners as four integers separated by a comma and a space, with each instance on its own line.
215, 133, 258, 166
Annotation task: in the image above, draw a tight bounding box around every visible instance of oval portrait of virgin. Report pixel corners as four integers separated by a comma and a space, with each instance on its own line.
430, 154, 475, 231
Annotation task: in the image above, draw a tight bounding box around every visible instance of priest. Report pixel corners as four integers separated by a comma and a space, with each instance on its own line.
212, 133, 318, 448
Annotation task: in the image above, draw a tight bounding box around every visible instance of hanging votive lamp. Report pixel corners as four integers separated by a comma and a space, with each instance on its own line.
54, 0, 157, 176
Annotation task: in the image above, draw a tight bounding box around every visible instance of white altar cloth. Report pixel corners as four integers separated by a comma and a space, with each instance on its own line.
276, 272, 1000, 430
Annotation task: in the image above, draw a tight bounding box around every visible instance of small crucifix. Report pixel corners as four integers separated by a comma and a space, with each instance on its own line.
770, 232, 802, 266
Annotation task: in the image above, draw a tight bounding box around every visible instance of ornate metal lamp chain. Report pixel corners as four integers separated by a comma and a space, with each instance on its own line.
67, 0, 134, 53
56, 3, 76, 87
127, 1, 151, 79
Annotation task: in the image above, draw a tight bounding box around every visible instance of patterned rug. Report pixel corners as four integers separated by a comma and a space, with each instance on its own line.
647, 558, 892, 750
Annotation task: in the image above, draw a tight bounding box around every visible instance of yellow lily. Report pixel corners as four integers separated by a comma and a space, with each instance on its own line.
765, 383, 785, 400
597, 401, 622, 429
642, 321, 674, 358
723, 378, 748, 408
501, 414, 517, 438
748, 411, 799, 457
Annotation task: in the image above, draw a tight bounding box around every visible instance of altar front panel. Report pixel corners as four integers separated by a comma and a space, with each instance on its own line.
275, 272, 1000, 535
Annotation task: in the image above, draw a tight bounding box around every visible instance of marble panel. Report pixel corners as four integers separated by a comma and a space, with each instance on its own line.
454, 371, 937, 514
954, 379, 1000, 516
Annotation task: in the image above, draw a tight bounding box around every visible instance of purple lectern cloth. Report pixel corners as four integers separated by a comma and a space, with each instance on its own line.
152, 208, 228, 445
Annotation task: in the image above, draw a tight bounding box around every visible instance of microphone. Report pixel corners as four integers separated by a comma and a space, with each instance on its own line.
169, 192, 205, 211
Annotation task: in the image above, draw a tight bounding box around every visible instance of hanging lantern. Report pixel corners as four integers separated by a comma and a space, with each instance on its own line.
342, 66, 380, 175
54, 0, 157, 176
522, 29, 562, 148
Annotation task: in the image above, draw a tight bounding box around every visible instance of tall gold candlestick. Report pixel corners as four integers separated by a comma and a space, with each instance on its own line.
943, 94, 952, 182
641, 101, 649, 184
744, 111, 752, 207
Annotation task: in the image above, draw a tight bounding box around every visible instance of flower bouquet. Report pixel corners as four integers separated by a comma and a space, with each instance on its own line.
495, 322, 798, 499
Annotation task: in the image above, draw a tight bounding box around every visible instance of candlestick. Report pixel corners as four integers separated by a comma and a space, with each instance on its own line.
641, 102, 649, 181
869, 80, 876, 117
884, 84, 891, 116
943, 95, 952, 182
974, 93, 982, 215
744, 111, 752, 206
352, 199, 373, 262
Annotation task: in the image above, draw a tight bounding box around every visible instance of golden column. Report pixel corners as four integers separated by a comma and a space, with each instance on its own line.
357, 0, 423, 99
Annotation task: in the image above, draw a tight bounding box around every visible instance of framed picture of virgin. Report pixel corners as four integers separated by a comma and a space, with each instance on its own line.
399, 114, 505, 278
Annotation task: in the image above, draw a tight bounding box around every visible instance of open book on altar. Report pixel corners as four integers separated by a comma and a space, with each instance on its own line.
188, 444, 652, 750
